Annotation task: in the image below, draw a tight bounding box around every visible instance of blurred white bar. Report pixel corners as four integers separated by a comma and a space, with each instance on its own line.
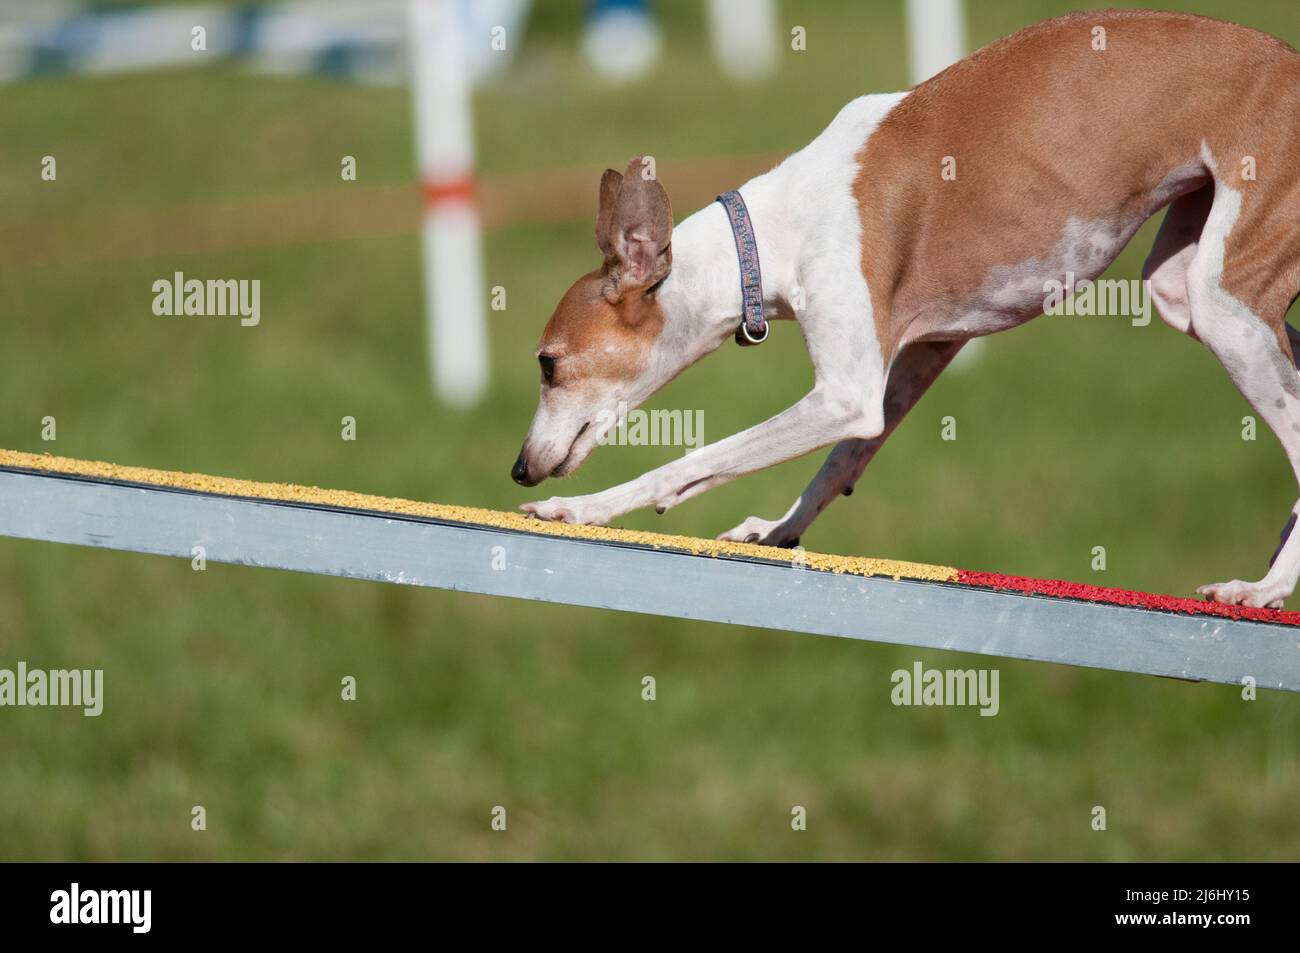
78, 6, 235, 74
251, 0, 406, 81
707, 0, 777, 82
0, 0, 414, 83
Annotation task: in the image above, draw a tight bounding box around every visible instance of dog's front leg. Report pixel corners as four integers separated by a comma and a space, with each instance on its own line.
521, 385, 880, 525
719, 339, 966, 546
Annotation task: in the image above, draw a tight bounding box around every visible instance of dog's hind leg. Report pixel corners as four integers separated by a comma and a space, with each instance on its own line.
1185, 181, 1300, 607
717, 339, 964, 546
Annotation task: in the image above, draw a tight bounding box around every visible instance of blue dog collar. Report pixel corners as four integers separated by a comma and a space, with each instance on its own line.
715, 190, 768, 346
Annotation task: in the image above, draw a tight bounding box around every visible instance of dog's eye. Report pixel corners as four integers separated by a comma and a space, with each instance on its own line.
538, 354, 556, 382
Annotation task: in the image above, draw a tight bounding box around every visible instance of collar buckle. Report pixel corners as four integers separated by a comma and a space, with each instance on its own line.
735, 320, 769, 346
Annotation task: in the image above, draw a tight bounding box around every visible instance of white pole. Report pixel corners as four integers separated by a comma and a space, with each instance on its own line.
409, 0, 488, 407
706, 0, 777, 83
904, 0, 964, 85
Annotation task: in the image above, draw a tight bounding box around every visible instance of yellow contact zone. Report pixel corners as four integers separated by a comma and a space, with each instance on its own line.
0, 449, 960, 583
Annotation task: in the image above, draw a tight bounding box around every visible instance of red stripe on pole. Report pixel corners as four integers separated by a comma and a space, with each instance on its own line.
954, 569, 1300, 626
423, 176, 477, 208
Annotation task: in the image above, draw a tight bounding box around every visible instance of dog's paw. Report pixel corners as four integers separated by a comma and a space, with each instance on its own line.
520, 494, 612, 527
717, 515, 800, 548
1196, 579, 1287, 610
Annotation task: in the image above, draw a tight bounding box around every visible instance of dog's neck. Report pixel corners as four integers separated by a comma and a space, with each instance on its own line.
651, 93, 909, 368
654, 173, 797, 362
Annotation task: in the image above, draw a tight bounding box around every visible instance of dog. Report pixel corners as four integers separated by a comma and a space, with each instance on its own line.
511, 9, 1300, 609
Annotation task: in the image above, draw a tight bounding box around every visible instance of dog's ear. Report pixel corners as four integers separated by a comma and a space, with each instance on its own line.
603, 155, 672, 301
595, 168, 623, 257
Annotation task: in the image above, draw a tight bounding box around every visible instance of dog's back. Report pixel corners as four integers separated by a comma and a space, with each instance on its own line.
850, 9, 1300, 356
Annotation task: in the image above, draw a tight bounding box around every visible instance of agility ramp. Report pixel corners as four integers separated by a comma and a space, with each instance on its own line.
1, 449, 1299, 693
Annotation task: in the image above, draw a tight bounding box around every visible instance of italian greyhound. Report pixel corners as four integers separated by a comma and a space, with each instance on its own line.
511, 9, 1300, 609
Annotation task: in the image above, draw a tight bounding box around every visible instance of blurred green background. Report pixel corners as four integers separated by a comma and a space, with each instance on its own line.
1, 0, 1298, 860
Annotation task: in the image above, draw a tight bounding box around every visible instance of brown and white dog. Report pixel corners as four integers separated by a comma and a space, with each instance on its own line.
511, 9, 1300, 608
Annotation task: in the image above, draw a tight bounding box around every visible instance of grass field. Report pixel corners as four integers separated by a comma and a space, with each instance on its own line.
1, 0, 1299, 860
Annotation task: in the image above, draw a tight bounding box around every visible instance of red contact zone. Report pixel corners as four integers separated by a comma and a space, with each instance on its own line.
955, 570, 1300, 627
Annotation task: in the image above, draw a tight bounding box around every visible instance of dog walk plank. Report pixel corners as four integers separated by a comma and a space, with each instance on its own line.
1, 449, 1298, 693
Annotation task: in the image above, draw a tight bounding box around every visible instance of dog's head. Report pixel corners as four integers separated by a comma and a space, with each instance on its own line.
512, 156, 681, 487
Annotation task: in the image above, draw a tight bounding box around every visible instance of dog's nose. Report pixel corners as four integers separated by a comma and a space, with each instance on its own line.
511, 453, 533, 486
